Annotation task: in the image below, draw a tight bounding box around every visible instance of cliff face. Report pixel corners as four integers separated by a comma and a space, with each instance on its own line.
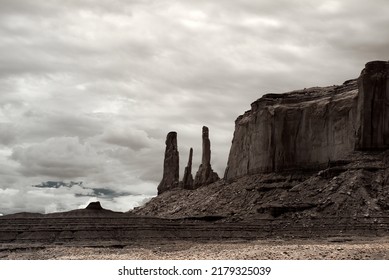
225, 61, 389, 180
356, 61, 389, 150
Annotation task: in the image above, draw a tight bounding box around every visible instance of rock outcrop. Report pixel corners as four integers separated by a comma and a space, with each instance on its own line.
194, 126, 219, 187
355, 61, 389, 150
85, 201, 103, 210
182, 148, 194, 189
157, 127, 220, 194
158, 132, 179, 194
225, 60, 389, 180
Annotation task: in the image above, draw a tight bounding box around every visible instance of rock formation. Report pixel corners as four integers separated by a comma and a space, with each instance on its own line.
158, 132, 179, 194
157, 127, 220, 194
194, 126, 219, 187
355, 61, 389, 150
224, 60, 389, 180
133, 60, 389, 238
155, 61, 389, 191
85, 201, 103, 210
182, 148, 194, 189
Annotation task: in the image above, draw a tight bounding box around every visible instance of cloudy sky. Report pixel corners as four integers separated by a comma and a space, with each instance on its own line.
0, 0, 388, 215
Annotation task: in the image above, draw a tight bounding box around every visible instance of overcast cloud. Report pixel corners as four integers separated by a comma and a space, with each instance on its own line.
1, 0, 389, 215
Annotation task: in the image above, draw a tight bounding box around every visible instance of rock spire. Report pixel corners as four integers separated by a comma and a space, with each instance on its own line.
157, 132, 179, 194
194, 126, 219, 187
182, 148, 194, 189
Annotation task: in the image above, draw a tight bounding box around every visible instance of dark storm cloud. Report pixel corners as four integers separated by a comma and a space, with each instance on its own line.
32, 181, 83, 189
0, 0, 388, 214
32, 181, 134, 198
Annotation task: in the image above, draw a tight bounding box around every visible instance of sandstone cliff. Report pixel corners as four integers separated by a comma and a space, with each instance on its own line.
356, 61, 389, 150
224, 60, 389, 180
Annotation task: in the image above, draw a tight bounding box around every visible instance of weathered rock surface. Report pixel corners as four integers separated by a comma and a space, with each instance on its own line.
225, 61, 389, 180
158, 132, 179, 194
194, 126, 219, 187
182, 148, 194, 189
355, 61, 389, 150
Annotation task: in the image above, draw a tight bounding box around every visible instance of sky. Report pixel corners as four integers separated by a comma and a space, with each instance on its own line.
1, 0, 389, 215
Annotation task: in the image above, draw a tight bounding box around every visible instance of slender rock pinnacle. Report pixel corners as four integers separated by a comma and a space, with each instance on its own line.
194, 126, 219, 187
157, 132, 179, 194
201, 127, 211, 166
182, 148, 194, 189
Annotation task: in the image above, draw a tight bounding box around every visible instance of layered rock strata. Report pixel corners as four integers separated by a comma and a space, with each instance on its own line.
194, 126, 219, 187
158, 132, 179, 194
182, 148, 194, 189
225, 61, 389, 180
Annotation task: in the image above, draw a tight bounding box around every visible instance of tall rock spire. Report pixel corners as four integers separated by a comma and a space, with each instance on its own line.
201, 127, 211, 166
157, 131, 179, 194
182, 148, 194, 189
194, 126, 219, 187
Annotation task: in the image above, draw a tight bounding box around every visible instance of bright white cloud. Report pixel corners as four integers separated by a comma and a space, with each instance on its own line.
0, 188, 20, 196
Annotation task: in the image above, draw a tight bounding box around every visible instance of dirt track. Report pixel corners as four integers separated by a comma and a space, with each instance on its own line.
2, 237, 389, 260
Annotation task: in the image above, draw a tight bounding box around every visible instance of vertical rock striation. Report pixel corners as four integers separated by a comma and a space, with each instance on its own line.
194, 126, 219, 187
355, 60, 389, 150
224, 82, 359, 179
182, 148, 194, 189
225, 61, 389, 180
158, 132, 179, 194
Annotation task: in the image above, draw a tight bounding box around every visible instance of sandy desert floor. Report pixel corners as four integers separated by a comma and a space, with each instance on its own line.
2, 236, 389, 260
